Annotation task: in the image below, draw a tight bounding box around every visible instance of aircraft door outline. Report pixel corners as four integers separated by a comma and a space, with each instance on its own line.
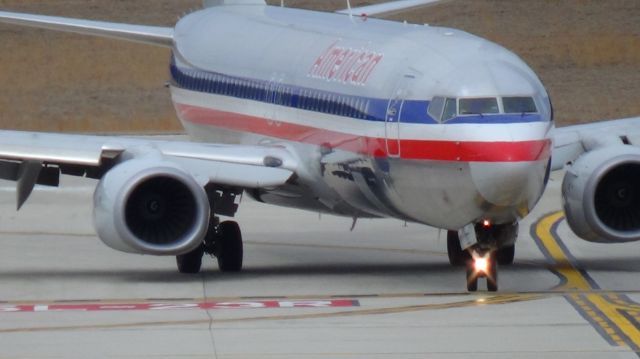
385, 74, 414, 158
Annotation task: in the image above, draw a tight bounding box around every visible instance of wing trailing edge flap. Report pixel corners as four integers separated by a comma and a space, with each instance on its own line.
0, 131, 122, 208
0, 160, 59, 210
0, 11, 173, 48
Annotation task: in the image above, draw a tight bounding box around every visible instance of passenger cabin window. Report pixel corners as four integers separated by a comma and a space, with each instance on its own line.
459, 98, 499, 115
503, 97, 537, 114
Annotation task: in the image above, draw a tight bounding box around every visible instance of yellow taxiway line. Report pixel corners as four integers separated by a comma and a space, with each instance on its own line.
533, 211, 640, 351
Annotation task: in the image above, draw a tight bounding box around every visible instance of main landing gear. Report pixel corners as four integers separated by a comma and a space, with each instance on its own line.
447, 222, 518, 292
176, 216, 243, 274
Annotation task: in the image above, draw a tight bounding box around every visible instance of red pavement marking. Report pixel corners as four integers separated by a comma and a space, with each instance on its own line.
0, 299, 359, 313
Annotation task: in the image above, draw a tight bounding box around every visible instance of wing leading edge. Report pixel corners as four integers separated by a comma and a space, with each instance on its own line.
552, 116, 640, 170
337, 0, 447, 17
0, 11, 173, 47
0, 131, 298, 209
204, 0, 266, 6
0, 1, 442, 48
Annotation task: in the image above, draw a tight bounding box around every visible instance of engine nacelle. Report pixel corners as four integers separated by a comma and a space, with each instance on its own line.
93, 158, 210, 255
562, 145, 640, 243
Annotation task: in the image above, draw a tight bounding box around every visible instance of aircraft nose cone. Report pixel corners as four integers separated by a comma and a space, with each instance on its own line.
470, 160, 549, 212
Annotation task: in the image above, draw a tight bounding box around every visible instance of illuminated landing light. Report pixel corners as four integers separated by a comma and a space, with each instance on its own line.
474, 256, 489, 274
467, 251, 498, 292
482, 219, 491, 228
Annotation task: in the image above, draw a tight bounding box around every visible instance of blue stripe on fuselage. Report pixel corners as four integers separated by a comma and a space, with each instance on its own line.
170, 59, 543, 125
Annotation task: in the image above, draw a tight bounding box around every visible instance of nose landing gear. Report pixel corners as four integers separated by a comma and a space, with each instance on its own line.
448, 221, 518, 292
466, 250, 498, 292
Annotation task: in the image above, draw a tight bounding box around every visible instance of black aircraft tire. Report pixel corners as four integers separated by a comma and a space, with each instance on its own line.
176, 244, 205, 274
466, 261, 478, 292
497, 244, 515, 265
447, 230, 471, 266
487, 253, 498, 292
217, 221, 243, 272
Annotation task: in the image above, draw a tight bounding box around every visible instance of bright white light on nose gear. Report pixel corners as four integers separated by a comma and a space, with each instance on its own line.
474, 256, 489, 273
482, 219, 491, 228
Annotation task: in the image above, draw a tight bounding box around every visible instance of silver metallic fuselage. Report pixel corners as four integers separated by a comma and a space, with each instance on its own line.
170, 5, 552, 230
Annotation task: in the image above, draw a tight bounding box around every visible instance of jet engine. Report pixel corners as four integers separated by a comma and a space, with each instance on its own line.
562, 145, 640, 243
93, 158, 210, 255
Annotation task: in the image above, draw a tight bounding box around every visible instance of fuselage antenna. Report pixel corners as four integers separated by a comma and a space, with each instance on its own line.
280, 0, 284, 7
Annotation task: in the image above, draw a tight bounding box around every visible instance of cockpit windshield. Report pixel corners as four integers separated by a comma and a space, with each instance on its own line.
428, 96, 539, 122
459, 98, 499, 115
503, 97, 537, 114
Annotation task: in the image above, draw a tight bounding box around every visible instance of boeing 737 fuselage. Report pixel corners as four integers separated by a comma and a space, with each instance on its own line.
171, 5, 552, 231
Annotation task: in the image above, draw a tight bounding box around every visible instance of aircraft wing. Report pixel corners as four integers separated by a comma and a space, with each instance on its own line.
0, 130, 297, 209
0, 11, 173, 47
551, 116, 640, 170
337, 0, 446, 17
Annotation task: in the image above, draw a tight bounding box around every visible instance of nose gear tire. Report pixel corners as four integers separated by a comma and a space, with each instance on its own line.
496, 244, 515, 265
487, 252, 498, 291
466, 260, 478, 291
448, 230, 471, 266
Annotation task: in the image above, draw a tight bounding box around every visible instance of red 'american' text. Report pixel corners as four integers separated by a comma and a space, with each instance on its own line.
308, 43, 383, 86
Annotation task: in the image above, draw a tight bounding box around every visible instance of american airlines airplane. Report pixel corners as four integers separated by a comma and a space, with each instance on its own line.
0, 0, 638, 291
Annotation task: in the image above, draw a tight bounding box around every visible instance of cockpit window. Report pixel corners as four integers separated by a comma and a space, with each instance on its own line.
427, 96, 445, 121
503, 97, 538, 114
428, 95, 541, 122
442, 98, 457, 121
459, 98, 499, 115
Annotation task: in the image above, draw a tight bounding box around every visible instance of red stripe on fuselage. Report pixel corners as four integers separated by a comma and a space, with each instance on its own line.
176, 103, 551, 162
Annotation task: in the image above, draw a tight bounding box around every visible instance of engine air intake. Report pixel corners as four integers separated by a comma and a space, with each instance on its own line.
125, 176, 198, 245
594, 164, 640, 232
562, 145, 640, 243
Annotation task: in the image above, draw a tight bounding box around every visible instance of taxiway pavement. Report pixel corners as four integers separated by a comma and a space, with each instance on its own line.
0, 171, 639, 358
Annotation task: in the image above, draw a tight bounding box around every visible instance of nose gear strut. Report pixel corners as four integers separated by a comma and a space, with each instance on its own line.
447, 221, 519, 292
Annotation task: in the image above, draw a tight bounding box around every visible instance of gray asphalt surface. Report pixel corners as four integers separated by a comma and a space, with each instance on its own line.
0, 171, 639, 358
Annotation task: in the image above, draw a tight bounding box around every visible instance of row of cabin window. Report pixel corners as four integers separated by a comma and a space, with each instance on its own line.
297, 89, 370, 120
175, 69, 268, 102
172, 67, 370, 120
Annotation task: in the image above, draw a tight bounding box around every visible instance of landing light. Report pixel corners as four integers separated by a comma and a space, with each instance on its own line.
482, 219, 491, 228
474, 256, 489, 274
